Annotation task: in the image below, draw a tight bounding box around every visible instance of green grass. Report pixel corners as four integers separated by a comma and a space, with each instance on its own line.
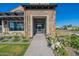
0, 44, 29, 56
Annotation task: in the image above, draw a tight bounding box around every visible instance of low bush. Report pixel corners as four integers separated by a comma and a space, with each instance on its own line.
54, 46, 68, 56
22, 40, 29, 42
61, 34, 79, 50
12, 33, 20, 42
12, 36, 20, 42
70, 34, 79, 49
1, 40, 9, 42
47, 35, 69, 56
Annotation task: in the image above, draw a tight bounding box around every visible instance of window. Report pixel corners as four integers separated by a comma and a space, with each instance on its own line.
9, 21, 24, 31
0, 20, 2, 25
16, 22, 24, 30
10, 22, 15, 30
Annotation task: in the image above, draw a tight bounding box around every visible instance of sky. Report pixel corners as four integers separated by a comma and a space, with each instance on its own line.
0, 3, 79, 27
56, 3, 79, 27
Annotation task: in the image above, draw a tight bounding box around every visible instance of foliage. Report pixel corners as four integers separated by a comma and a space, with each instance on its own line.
22, 40, 29, 42
61, 35, 71, 47
70, 34, 79, 49
47, 35, 68, 56
47, 35, 56, 47
54, 46, 68, 56
1, 40, 9, 42
0, 32, 29, 43
0, 36, 4, 41
61, 34, 79, 50
12, 33, 20, 42
58, 24, 79, 31
63, 25, 67, 30
3, 36, 12, 39
22, 36, 29, 42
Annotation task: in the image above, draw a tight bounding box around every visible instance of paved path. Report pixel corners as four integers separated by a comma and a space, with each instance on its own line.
24, 34, 54, 56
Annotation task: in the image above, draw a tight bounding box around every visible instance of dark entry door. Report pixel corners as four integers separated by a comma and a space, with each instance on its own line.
33, 17, 46, 35
36, 23, 44, 33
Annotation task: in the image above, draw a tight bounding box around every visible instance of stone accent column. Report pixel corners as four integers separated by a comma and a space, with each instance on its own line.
30, 15, 33, 37
46, 15, 49, 35
4, 20, 8, 34
24, 10, 28, 37
28, 14, 31, 37
2, 20, 4, 33
6, 21, 9, 33
2, 20, 8, 33
24, 10, 26, 36
53, 10, 56, 36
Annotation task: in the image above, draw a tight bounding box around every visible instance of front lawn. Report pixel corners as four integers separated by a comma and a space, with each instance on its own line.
0, 44, 29, 56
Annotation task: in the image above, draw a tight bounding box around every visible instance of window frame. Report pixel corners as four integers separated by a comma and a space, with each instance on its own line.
9, 20, 24, 31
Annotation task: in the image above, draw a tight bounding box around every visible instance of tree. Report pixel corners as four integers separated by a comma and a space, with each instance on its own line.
67, 24, 72, 27
63, 25, 67, 30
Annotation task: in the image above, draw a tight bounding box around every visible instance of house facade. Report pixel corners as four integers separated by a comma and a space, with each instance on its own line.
0, 3, 57, 38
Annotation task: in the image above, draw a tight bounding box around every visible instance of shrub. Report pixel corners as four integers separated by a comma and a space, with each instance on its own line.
70, 34, 79, 49
62, 34, 79, 50
12, 33, 20, 42
22, 36, 29, 42
1, 40, 9, 42
47, 35, 68, 56
54, 46, 68, 56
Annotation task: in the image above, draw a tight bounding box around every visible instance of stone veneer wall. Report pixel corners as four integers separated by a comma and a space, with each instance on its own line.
25, 10, 56, 37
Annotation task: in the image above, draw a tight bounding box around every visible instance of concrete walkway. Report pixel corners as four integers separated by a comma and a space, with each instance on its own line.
24, 34, 54, 56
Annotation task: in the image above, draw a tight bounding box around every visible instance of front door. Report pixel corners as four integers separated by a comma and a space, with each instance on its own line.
36, 23, 43, 33
33, 16, 46, 35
